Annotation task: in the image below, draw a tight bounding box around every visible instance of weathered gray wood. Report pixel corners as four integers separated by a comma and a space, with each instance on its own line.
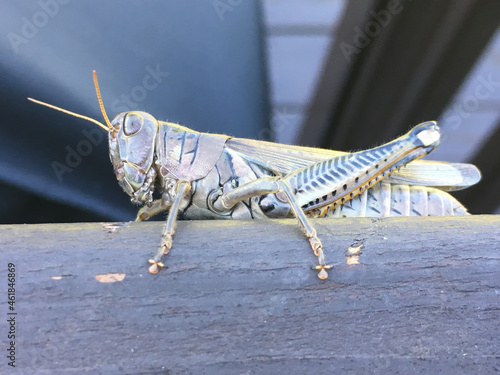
1, 216, 499, 374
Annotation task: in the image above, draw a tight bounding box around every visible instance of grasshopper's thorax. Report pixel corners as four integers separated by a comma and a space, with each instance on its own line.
154, 121, 229, 181
109, 111, 159, 205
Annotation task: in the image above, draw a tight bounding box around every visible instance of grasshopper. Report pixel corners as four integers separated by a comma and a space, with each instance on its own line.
29, 71, 481, 279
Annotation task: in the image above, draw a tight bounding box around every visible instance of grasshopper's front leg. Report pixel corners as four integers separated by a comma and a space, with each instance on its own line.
148, 180, 191, 274
135, 199, 171, 222
211, 176, 332, 279
103, 199, 171, 233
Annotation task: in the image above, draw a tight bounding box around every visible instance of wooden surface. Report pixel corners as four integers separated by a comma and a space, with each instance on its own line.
1, 216, 499, 374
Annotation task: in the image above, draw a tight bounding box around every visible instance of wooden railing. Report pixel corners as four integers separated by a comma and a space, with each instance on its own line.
2, 215, 499, 373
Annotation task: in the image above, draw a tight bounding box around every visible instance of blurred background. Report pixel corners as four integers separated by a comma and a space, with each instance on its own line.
0, 0, 498, 224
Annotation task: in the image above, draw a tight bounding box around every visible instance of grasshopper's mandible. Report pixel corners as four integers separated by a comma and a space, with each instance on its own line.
29, 71, 481, 279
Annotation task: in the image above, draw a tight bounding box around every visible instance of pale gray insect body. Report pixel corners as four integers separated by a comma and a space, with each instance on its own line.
29, 73, 481, 279
117, 115, 478, 279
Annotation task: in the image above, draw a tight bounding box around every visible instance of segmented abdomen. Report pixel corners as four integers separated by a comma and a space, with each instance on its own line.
308, 182, 468, 218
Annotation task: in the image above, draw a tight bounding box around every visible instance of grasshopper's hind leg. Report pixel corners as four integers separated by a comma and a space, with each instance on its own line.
210, 177, 332, 279
148, 180, 191, 274
276, 180, 332, 279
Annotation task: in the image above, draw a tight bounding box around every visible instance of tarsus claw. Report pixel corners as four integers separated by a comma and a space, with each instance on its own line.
148, 260, 164, 274
318, 269, 329, 280
314, 264, 333, 280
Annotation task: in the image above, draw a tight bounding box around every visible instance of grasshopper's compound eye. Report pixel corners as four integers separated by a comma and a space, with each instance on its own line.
123, 113, 144, 136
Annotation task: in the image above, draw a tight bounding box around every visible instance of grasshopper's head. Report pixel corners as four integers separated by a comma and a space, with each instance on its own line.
108, 111, 159, 205
28, 71, 159, 206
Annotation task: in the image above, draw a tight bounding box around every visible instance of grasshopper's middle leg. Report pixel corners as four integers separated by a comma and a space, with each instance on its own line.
148, 180, 191, 274
276, 179, 332, 279
211, 177, 332, 279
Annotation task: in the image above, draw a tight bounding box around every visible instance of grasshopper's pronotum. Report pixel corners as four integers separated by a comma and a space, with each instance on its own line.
29, 72, 481, 279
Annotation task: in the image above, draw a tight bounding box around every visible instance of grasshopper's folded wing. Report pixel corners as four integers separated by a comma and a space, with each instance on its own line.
384, 160, 481, 191
226, 138, 344, 172
226, 138, 481, 191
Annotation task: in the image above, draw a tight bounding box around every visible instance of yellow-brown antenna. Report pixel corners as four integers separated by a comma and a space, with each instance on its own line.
92, 70, 112, 129
27, 70, 114, 131
27, 97, 109, 131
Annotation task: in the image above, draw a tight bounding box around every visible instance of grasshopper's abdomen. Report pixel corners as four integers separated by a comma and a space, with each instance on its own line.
309, 182, 468, 218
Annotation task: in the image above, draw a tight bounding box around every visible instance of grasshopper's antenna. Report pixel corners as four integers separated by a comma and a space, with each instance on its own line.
27, 97, 109, 131
92, 70, 112, 129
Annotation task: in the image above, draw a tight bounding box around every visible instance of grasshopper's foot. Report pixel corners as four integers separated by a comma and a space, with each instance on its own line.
148, 245, 168, 274
313, 246, 332, 279
148, 259, 165, 274
314, 264, 333, 280
148, 234, 172, 274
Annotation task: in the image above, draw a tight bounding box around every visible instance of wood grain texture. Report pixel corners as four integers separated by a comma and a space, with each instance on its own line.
1, 216, 499, 374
